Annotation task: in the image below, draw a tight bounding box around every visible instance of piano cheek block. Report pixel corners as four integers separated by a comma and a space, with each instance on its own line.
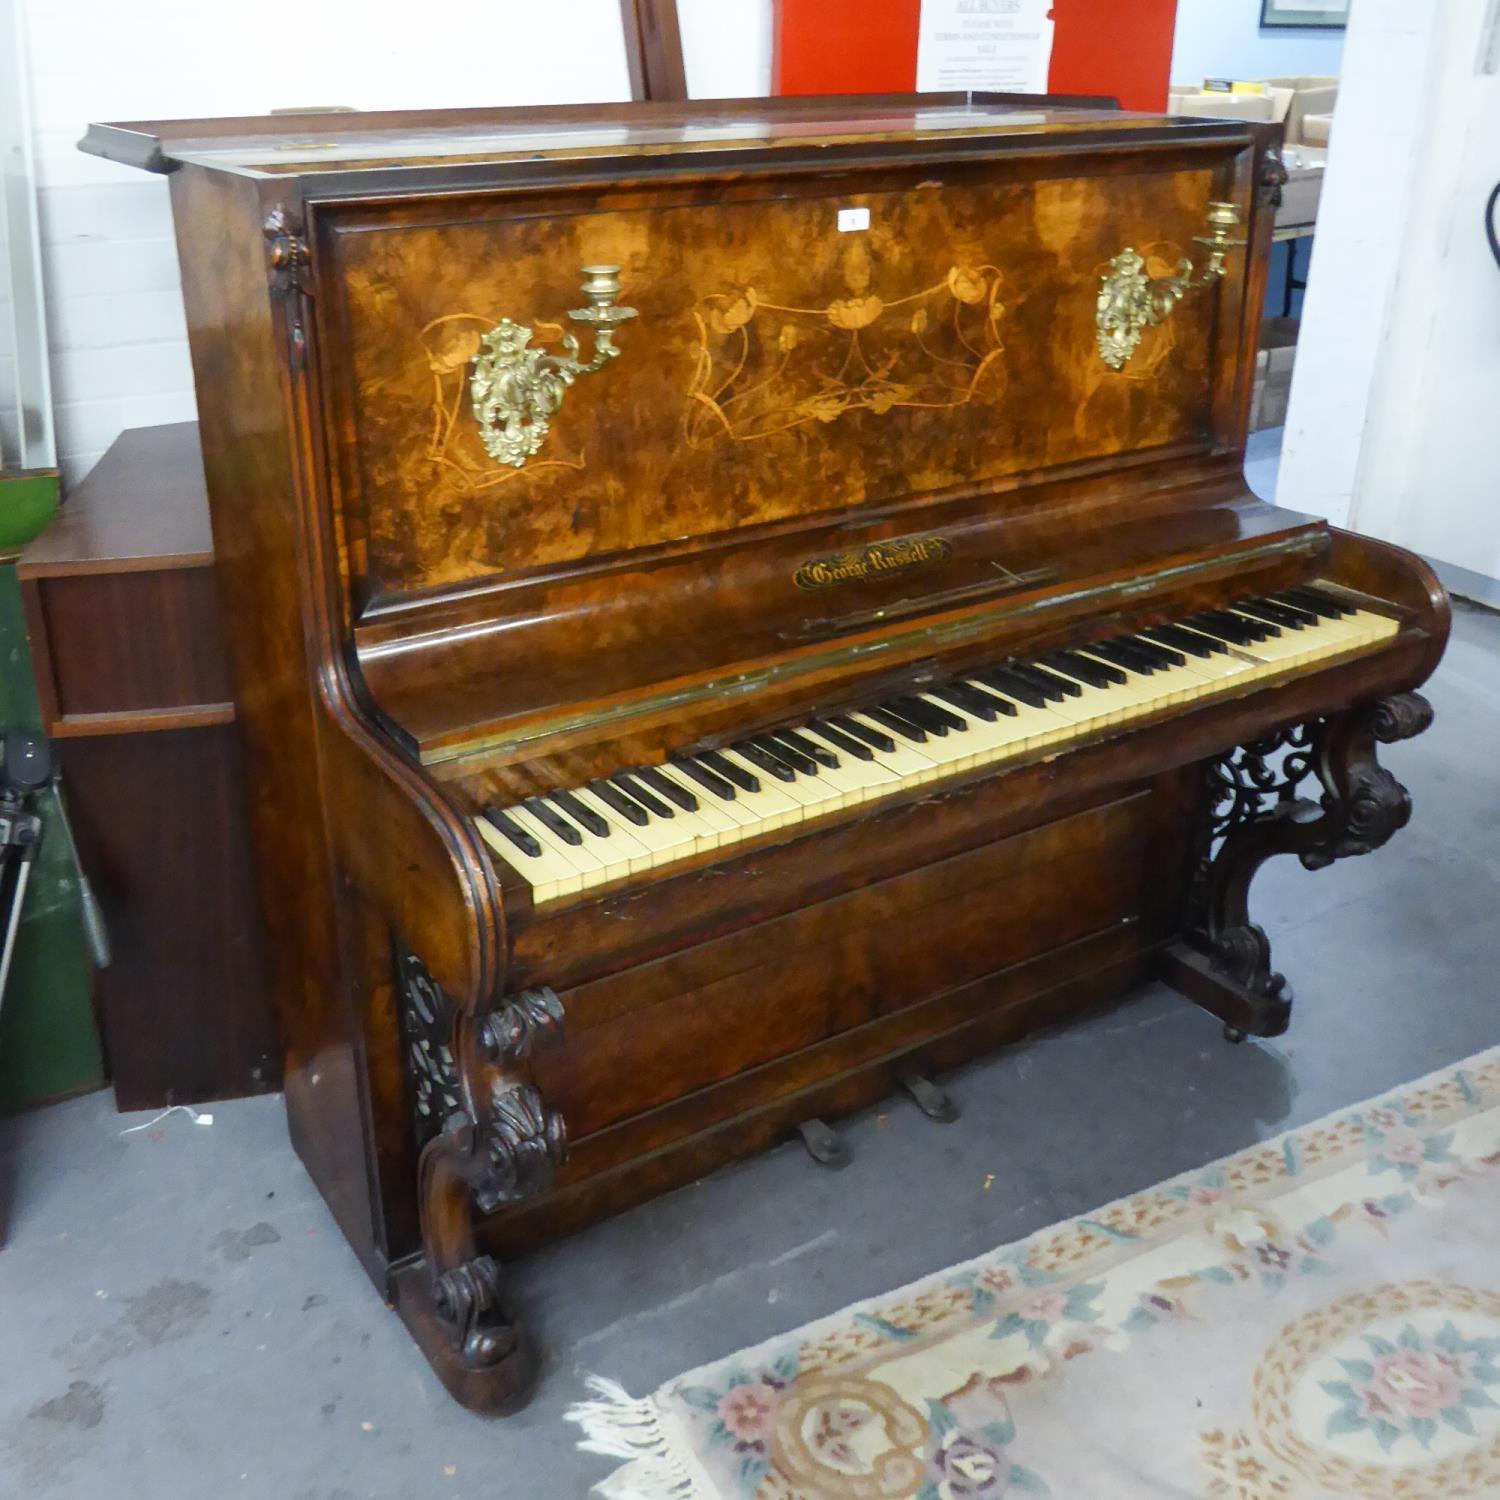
112, 89, 1450, 1417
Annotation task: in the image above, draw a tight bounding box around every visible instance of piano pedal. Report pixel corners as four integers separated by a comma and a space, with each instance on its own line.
901, 1073, 960, 1123
797, 1118, 850, 1169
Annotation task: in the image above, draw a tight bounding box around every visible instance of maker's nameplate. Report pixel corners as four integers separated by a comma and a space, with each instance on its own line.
794, 535, 953, 592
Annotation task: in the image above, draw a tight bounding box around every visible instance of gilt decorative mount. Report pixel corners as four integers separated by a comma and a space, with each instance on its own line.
1095, 201, 1244, 371
469, 265, 636, 469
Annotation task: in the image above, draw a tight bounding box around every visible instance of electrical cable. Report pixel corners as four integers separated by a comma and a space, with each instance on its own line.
1487, 180, 1500, 272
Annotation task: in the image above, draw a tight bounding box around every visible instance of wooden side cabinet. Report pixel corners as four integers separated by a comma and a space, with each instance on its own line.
18, 423, 278, 1108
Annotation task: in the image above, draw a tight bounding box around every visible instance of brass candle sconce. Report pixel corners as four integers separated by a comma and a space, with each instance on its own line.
1095, 201, 1244, 371
470, 265, 637, 468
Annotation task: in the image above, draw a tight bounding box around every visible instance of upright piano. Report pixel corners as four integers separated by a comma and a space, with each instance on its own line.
82, 95, 1448, 1413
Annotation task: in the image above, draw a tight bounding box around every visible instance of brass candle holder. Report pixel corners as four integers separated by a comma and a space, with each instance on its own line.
470, 265, 637, 469
1096, 201, 1245, 371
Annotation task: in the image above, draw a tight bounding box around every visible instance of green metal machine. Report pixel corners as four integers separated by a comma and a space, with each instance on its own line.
0, 0, 105, 1110
0, 486, 104, 1111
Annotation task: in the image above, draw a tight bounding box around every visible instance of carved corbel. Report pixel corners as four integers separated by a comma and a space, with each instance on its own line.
1163, 692, 1433, 1039
396, 946, 568, 1405
263, 205, 312, 364
1259, 146, 1289, 211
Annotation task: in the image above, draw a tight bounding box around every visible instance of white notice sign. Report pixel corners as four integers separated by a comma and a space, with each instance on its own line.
916, 0, 1055, 96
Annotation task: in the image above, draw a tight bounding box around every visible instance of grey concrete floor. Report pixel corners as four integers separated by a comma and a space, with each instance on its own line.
3, 601, 1498, 1500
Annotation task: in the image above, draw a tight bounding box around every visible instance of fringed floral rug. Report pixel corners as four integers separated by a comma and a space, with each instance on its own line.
568, 1044, 1500, 1499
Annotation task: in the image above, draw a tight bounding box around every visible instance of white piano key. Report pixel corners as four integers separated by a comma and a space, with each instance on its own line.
963, 683, 1075, 748
501, 805, 590, 897
571, 786, 660, 876
486, 590, 1409, 904
844, 714, 943, 784
717, 751, 805, 832
540, 794, 647, 886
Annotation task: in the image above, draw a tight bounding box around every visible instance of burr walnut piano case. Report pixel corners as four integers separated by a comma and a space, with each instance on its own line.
80, 95, 1447, 1412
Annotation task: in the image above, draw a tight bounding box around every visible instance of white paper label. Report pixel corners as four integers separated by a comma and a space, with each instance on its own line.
916, 0, 1055, 96
837, 207, 871, 232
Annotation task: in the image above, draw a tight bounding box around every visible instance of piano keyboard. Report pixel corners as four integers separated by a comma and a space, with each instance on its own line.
477, 586, 1399, 903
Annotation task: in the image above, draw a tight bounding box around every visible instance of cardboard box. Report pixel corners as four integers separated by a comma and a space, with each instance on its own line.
1251, 317, 1299, 432
1167, 84, 1292, 123
1265, 76, 1339, 145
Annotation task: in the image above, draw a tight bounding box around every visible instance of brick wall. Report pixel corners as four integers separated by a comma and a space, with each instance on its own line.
20, 0, 636, 488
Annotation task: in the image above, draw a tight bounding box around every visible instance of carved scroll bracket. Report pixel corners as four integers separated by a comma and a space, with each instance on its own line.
397, 945, 569, 1395
1168, 692, 1433, 1038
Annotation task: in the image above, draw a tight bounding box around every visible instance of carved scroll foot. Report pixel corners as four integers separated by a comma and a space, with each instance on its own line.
395, 948, 567, 1413
1161, 693, 1432, 1039
390, 1252, 536, 1415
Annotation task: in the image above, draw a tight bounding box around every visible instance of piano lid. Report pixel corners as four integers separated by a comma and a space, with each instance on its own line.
80, 93, 1241, 178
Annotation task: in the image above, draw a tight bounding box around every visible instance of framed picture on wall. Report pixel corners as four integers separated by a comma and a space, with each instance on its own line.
1260, 0, 1349, 27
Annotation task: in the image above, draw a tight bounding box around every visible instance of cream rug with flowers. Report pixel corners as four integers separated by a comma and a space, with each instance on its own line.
568, 1044, 1500, 1499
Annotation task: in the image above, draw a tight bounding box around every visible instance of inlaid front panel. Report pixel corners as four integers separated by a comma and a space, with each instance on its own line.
322, 155, 1238, 598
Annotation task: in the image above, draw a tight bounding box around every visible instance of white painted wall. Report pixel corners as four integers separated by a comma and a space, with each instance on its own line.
1279, 0, 1500, 585
1170, 0, 1345, 87
679, 0, 774, 98
19, 0, 634, 488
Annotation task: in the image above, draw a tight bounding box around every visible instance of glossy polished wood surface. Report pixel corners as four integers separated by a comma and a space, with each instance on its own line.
327, 162, 1221, 595
81, 95, 1210, 176
85, 97, 1448, 1413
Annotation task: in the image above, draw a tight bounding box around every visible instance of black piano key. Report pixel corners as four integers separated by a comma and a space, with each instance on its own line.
833, 715, 895, 753
1014, 662, 1079, 699
636, 765, 698, 811
522, 795, 584, 846
1291, 584, 1356, 618
1052, 648, 1127, 685
1268, 596, 1321, 626
929, 683, 998, 722
959, 679, 1019, 716
673, 756, 737, 801
1261, 595, 1321, 625
1038, 651, 1102, 688
761, 734, 820, 777
888, 697, 953, 736
614, 771, 675, 818
733, 740, 798, 782
1088, 640, 1156, 675
482, 806, 541, 859
1124, 633, 1185, 667
1181, 619, 1244, 649
1032, 661, 1093, 696
776, 729, 839, 770
914, 696, 968, 732
1195, 609, 1273, 643
807, 720, 874, 761
891, 695, 960, 734
701, 749, 760, 793
865, 706, 928, 743
1237, 599, 1312, 630
1114, 637, 1174, 672
976, 667, 1046, 709
1141, 624, 1219, 659
552, 789, 609, 837
587, 777, 651, 826
1271, 588, 1335, 620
